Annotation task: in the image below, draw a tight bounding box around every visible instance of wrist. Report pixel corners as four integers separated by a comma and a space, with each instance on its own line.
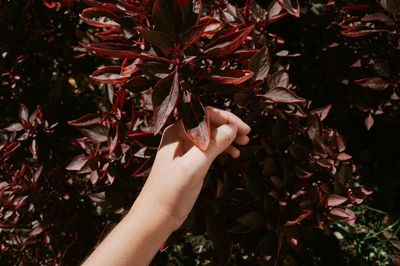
129, 188, 185, 232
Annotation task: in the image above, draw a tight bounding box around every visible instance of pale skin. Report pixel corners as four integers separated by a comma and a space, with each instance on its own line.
83, 107, 251, 266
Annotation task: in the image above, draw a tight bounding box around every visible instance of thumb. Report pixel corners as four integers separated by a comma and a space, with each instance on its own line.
205, 123, 237, 159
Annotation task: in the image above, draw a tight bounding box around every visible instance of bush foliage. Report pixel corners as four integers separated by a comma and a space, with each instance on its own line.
0, 0, 399, 265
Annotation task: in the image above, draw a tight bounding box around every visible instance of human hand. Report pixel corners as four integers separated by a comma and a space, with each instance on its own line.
138, 107, 251, 229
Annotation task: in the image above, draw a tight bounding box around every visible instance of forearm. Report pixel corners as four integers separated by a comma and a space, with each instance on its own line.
82, 189, 180, 266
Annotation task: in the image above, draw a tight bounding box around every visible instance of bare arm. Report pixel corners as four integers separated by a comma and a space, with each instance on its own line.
82, 107, 251, 266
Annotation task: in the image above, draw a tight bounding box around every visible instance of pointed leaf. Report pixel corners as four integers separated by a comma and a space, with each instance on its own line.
203, 26, 253, 57
326, 194, 348, 207
81, 42, 170, 62
19, 104, 29, 122
91, 66, 130, 85
81, 125, 109, 142
152, 0, 183, 38
66, 155, 90, 171
181, 91, 210, 151
355, 77, 389, 91
268, 70, 289, 89
80, 7, 120, 28
180, 23, 207, 51
262, 87, 305, 103
152, 70, 180, 134
68, 113, 102, 127
199, 16, 223, 39
277, 0, 300, 17
179, 0, 202, 29
141, 30, 175, 50
4, 123, 24, 132
248, 47, 270, 81
311, 104, 332, 121
201, 69, 254, 85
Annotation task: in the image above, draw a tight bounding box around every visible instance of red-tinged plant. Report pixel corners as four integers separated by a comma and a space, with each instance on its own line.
64, 0, 373, 264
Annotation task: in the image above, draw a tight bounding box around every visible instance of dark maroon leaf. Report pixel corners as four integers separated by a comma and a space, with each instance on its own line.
66, 155, 90, 171
91, 66, 130, 85
248, 47, 270, 81
341, 24, 390, 37
152, 0, 183, 38
81, 125, 109, 142
203, 26, 253, 57
262, 87, 305, 103
277, 0, 300, 17
81, 42, 170, 63
354, 77, 389, 90
201, 69, 254, 85
68, 113, 101, 127
123, 76, 150, 93
140, 30, 175, 50
152, 69, 180, 134
121, 58, 141, 76
206, 211, 231, 257
181, 91, 210, 151
179, 0, 202, 29
268, 70, 289, 89
379, 0, 400, 14
80, 7, 120, 28
236, 212, 265, 229
180, 23, 207, 51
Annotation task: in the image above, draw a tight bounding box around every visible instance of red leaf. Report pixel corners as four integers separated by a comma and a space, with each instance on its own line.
354, 77, 389, 91
268, 70, 289, 89
152, 70, 180, 134
80, 7, 120, 28
152, 0, 183, 38
261, 87, 305, 104
66, 155, 90, 171
180, 23, 207, 51
81, 42, 170, 63
198, 16, 223, 39
91, 66, 130, 85
68, 113, 101, 127
268, 1, 287, 23
203, 26, 253, 57
121, 58, 141, 76
181, 91, 210, 151
201, 69, 254, 85
341, 24, 390, 37
140, 30, 175, 51
277, 0, 300, 18
248, 46, 270, 81
326, 194, 348, 207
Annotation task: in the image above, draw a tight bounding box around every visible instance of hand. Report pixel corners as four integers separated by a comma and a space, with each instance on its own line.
139, 106, 251, 228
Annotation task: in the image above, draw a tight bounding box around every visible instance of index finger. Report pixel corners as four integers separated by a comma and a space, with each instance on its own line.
205, 107, 251, 135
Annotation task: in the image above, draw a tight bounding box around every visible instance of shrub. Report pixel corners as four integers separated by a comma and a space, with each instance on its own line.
66, 0, 371, 264
1, 0, 399, 265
